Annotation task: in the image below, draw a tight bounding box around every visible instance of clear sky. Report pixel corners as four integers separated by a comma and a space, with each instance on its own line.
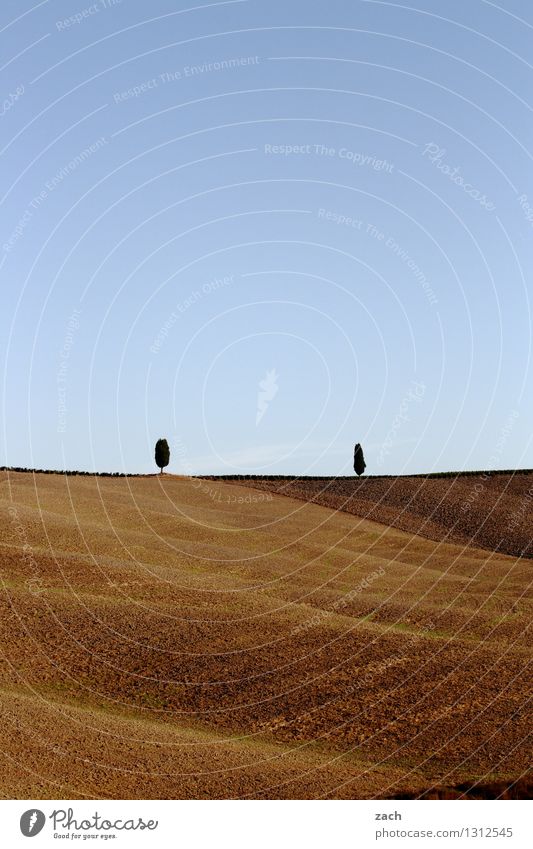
1, 0, 532, 475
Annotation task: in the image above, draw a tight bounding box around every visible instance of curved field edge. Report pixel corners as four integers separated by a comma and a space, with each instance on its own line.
211, 472, 533, 559
0, 473, 530, 799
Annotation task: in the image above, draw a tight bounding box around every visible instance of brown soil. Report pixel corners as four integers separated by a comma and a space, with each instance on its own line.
386, 777, 532, 799
0, 471, 530, 799
238, 473, 533, 558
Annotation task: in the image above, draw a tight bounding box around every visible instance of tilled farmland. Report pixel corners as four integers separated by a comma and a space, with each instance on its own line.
0, 471, 530, 799
224, 472, 533, 559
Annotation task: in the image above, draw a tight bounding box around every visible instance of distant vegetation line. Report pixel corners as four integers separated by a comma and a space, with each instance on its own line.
0, 467, 133, 477
1, 466, 532, 479
200, 470, 533, 480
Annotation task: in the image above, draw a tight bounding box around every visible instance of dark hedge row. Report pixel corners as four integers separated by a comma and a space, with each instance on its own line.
1, 467, 531, 480
0, 467, 136, 477
197, 469, 533, 481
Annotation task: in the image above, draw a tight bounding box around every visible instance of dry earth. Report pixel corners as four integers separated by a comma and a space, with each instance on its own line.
239, 472, 533, 558
0, 471, 530, 799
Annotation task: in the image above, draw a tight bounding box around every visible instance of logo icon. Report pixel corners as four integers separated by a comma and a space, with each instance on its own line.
256, 368, 279, 425
20, 810, 46, 837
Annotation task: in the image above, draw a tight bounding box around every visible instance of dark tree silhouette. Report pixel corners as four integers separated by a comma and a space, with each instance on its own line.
353, 443, 366, 476
155, 438, 170, 474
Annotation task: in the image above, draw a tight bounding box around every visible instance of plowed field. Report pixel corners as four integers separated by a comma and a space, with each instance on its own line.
0, 471, 530, 799
238, 472, 533, 558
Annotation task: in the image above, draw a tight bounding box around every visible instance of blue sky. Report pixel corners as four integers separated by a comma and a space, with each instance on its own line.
1, 0, 532, 475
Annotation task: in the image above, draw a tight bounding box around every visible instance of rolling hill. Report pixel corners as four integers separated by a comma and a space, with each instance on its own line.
0, 470, 530, 799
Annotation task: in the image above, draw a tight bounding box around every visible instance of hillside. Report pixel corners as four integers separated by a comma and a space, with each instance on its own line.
0, 470, 530, 799
218, 472, 533, 558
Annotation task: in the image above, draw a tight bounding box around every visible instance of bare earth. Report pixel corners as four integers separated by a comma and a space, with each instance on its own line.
241, 472, 533, 558
0, 471, 530, 799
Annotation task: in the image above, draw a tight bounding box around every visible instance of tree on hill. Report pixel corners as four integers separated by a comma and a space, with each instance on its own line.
353, 443, 366, 476
155, 438, 170, 474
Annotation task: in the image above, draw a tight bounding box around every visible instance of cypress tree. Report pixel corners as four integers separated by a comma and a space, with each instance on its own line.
155, 438, 170, 474
353, 443, 366, 476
